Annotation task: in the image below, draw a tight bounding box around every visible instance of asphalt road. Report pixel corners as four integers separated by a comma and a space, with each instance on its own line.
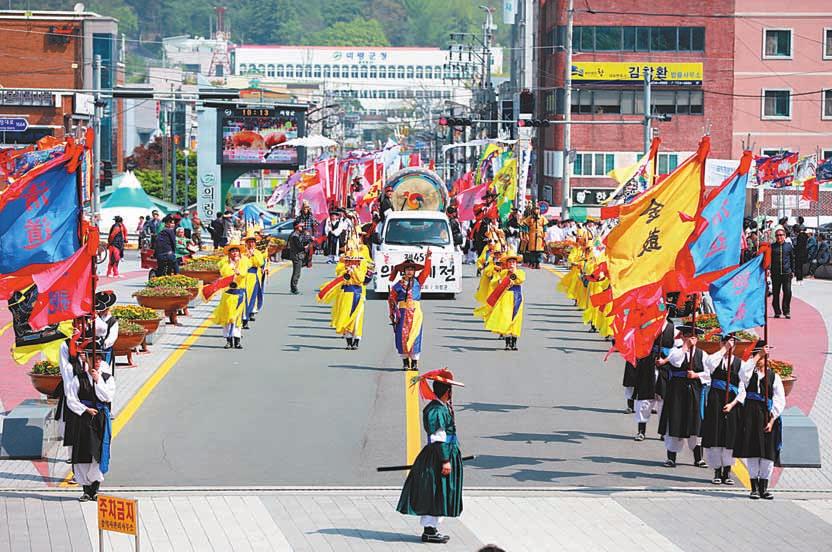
109, 261, 714, 488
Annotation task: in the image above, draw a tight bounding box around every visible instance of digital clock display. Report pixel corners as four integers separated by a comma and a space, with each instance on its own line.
239, 108, 273, 117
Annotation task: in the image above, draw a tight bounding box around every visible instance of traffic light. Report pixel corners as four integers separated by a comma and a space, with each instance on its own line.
438, 116, 473, 127
517, 119, 551, 128
101, 160, 113, 189
519, 90, 534, 115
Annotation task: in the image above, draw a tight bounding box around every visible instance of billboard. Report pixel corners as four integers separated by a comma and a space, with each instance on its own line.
571, 62, 703, 85
218, 106, 306, 169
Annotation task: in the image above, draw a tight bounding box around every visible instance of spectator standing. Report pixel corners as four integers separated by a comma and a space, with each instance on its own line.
795, 225, 809, 282
191, 211, 203, 249
770, 228, 795, 319
324, 210, 344, 263
154, 216, 178, 276
106, 216, 127, 277
210, 213, 224, 249
135, 216, 145, 236
179, 209, 194, 239
288, 220, 312, 294
810, 234, 830, 277
294, 201, 319, 268
379, 186, 395, 222
221, 210, 235, 246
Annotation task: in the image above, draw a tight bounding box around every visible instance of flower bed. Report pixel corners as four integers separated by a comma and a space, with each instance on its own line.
681, 313, 758, 355
111, 305, 160, 321
29, 360, 61, 397
32, 360, 60, 376
133, 286, 191, 298
181, 258, 221, 284
134, 286, 191, 324
146, 274, 200, 289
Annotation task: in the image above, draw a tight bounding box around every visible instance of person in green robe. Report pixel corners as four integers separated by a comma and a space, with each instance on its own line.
397, 368, 465, 544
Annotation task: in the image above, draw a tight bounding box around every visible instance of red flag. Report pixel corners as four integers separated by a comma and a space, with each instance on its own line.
428, 159, 436, 171
802, 177, 819, 202
409, 153, 421, 167
486, 276, 513, 308
201, 275, 234, 301
28, 247, 93, 330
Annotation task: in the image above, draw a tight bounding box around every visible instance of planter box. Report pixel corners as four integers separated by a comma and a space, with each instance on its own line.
113, 331, 146, 356
181, 269, 221, 284
782, 375, 797, 397
132, 317, 162, 334
144, 322, 165, 345
28, 373, 61, 397
697, 340, 755, 358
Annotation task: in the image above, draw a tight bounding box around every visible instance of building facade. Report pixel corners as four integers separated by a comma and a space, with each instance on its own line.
0, 10, 123, 172
536, 0, 735, 212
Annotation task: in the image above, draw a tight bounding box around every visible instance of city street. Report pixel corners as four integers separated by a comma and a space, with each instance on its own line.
110, 263, 715, 489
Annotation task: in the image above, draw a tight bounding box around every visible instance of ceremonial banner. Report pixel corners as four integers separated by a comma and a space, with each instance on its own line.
709, 254, 766, 334
689, 151, 751, 278
0, 153, 80, 274
755, 152, 798, 188
7, 285, 72, 365
28, 246, 93, 330
793, 154, 817, 185
297, 182, 329, 223
802, 177, 819, 202
454, 181, 490, 222
603, 138, 659, 206
494, 157, 517, 220
817, 157, 832, 183
603, 138, 708, 299
516, 144, 532, 211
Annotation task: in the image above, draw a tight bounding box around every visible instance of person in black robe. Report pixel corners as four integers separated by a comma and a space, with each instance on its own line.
656, 325, 710, 468
734, 340, 785, 500
66, 337, 115, 502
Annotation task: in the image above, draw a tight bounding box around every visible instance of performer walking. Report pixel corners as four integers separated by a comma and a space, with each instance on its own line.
657, 325, 710, 468
397, 368, 465, 544
212, 241, 250, 349
388, 251, 432, 370
93, 291, 119, 372
318, 242, 369, 350
106, 216, 127, 277
484, 251, 525, 351
734, 340, 785, 499
242, 232, 266, 329
67, 337, 115, 502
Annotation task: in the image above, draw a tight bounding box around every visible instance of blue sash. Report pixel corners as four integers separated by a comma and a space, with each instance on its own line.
710, 379, 739, 395
746, 392, 773, 409
668, 370, 688, 379
81, 400, 111, 474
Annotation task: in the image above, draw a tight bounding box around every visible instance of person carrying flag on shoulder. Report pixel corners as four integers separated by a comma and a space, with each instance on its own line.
388, 250, 433, 371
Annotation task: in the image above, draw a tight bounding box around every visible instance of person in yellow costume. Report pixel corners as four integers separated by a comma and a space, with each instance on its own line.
557, 242, 585, 302
484, 251, 526, 351
474, 246, 503, 320
331, 249, 369, 350
212, 241, 250, 350
242, 232, 266, 330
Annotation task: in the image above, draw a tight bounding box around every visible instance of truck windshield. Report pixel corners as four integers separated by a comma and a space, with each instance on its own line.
384, 219, 450, 246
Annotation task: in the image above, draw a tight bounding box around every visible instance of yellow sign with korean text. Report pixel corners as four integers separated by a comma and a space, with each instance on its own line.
571, 62, 703, 85
97, 495, 138, 536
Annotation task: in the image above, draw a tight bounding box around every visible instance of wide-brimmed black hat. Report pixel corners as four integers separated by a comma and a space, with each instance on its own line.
113, 215, 123, 223
676, 325, 704, 337
752, 339, 767, 354
719, 332, 737, 342
94, 290, 117, 312
80, 337, 107, 356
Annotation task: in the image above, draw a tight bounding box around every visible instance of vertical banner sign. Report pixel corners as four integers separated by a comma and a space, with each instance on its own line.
503, 0, 518, 25
197, 108, 221, 224
517, 144, 532, 212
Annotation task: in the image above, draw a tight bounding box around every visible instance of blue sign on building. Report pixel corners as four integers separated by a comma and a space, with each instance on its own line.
0, 118, 29, 132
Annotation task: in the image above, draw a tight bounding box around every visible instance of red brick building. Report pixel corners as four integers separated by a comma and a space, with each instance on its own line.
536, 0, 735, 215
0, 10, 123, 172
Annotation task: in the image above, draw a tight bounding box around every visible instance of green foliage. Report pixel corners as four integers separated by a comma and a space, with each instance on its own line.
131, 144, 197, 206
111, 305, 161, 321
32, 360, 60, 376
307, 17, 390, 47
147, 275, 200, 289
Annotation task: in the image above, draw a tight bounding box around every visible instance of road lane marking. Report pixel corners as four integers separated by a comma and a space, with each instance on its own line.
543, 264, 752, 488
61, 263, 289, 487
406, 371, 421, 465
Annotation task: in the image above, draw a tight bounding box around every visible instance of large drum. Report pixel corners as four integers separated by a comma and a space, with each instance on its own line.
386, 168, 448, 212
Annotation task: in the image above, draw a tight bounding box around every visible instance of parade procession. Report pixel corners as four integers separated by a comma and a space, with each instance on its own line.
3, 2, 832, 551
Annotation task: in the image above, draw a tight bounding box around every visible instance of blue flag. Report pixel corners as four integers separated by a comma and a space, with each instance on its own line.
709, 254, 766, 334
0, 154, 80, 274
818, 157, 832, 183
689, 169, 748, 278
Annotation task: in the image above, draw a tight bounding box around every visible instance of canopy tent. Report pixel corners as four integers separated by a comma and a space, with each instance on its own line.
99, 171, 160, 235
235, 202, 280, 228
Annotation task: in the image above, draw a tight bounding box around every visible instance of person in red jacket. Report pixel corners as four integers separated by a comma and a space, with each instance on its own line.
106, 216, 128, 277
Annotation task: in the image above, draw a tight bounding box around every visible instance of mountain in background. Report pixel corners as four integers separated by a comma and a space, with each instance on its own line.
20, 0, 508, 49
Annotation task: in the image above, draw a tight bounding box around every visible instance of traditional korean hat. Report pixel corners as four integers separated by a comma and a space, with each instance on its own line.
223, 240, 243, 255
499, 249, 523, 263
412, 368, 465, 401
719, 332, 738, 342
751, 339, 768, 354
79, 336, 107, 356
94, 290, 116, 312
676, 324, 705, 337
243, 229, 259, 243
388, 259, 425, 282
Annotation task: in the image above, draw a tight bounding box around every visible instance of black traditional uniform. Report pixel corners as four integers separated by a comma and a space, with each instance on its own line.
701, 352, 746, 484
660, 344, 709, 467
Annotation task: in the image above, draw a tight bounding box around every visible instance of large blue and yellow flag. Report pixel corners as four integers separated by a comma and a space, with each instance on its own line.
0, 152, 80, 274
603, 137, 708, 299
709, 254, 766, 334
689, 151, 751, 278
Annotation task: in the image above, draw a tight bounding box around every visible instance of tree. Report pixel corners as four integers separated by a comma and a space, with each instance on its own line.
307, 17, 390, 47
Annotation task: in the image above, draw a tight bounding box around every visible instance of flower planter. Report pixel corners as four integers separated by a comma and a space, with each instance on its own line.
781, 375, 797, 397
180, 269, 221, 284
114, 329, 147, 367
133, 317, 162, 335
29, 373, 62, 398
698, 340, 755, 358
134, 294, 190, 325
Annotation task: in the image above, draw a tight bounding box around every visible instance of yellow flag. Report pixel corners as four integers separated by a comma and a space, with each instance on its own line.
494, 158, 517, 199
605, 138, 709, 299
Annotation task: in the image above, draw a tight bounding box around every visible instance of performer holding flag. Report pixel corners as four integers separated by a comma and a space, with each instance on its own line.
396, 368, 465, 544
242, 232, 266, 329
210, 241, 250, 350
484, 250, 525, 350
388, 250, 432, 371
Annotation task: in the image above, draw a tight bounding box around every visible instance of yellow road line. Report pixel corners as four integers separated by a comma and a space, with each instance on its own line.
543, 265, 565, 279
60, 264, 289, 487
405, 372, 421, 465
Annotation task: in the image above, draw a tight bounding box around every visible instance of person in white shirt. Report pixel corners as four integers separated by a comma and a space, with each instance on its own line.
732, 340, 784, 500
324, 211, 345, 263
94, 291, 119, 371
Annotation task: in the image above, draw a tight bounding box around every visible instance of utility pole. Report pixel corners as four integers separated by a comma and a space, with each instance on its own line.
92, 54, 102, 217
171, 87, 177, 208
643, 70, 652, 155
560, 0, 574, 219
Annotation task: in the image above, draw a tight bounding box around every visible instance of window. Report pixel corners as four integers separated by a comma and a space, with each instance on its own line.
762, 89, 791, 118
266, 64, 275, 77
425, 66, 432, 79
762, 149, 783, 157
342, 64, 350, 77
764, 29, 792, 58
398, 66, 406, 79
304, 65, 312, 78
257, 64, 265, 74
238, 63, 247, 73
277, 64, 285, 77
351, 65, 359, 78
378, 90, 386, 99
285, 65, 293, 78
406, 66, 415, 79
657, 153, 679, 175
415, 66, 424, 79
593, 90, 621, 114
824, 150, 832, 162
332, 65, 340, 78
360, 65, 368, 78
823, 90, 832, 119
572, 152, 614, 176
570, 88, 703, 115
295, 64, 303, 77
573, 26, 705, 52
323, 65, 331, 78
435, 66, 443, 79
369, 65, 377, 78
825, 29, 832, 59
378, 65, 386, 78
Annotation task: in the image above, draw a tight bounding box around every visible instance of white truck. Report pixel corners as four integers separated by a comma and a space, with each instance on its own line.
372, 168, 463, 296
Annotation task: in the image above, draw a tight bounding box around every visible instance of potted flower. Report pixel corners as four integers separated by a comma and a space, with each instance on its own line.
112, 305, 162, 352
113, 320, 147, 366
147, 274, 201, 301
29, 360, 62, 399
133, 286, 191, 325
681, 313, 758, 356
180, 256, 222, 284
770, 359, 797, 397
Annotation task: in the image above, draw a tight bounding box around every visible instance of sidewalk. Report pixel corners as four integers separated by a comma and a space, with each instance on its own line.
0, 252, 227, 488
2, 487, 832, 551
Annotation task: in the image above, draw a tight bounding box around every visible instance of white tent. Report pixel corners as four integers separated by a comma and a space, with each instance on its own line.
271, 135, 338, 149
99, 171, 158, 236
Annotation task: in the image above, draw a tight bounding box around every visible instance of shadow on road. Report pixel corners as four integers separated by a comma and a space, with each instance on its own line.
610, 470, 711, 484
313, 528, 417, 544
554, 405, 624, 415
283, 343, 341, 352
487, 430, 632, 444
582, 455, 664, 468
495, 469, 593, 483
330, 364, 403, 373
466, 454, 564, 470
457, 402, 529, 413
